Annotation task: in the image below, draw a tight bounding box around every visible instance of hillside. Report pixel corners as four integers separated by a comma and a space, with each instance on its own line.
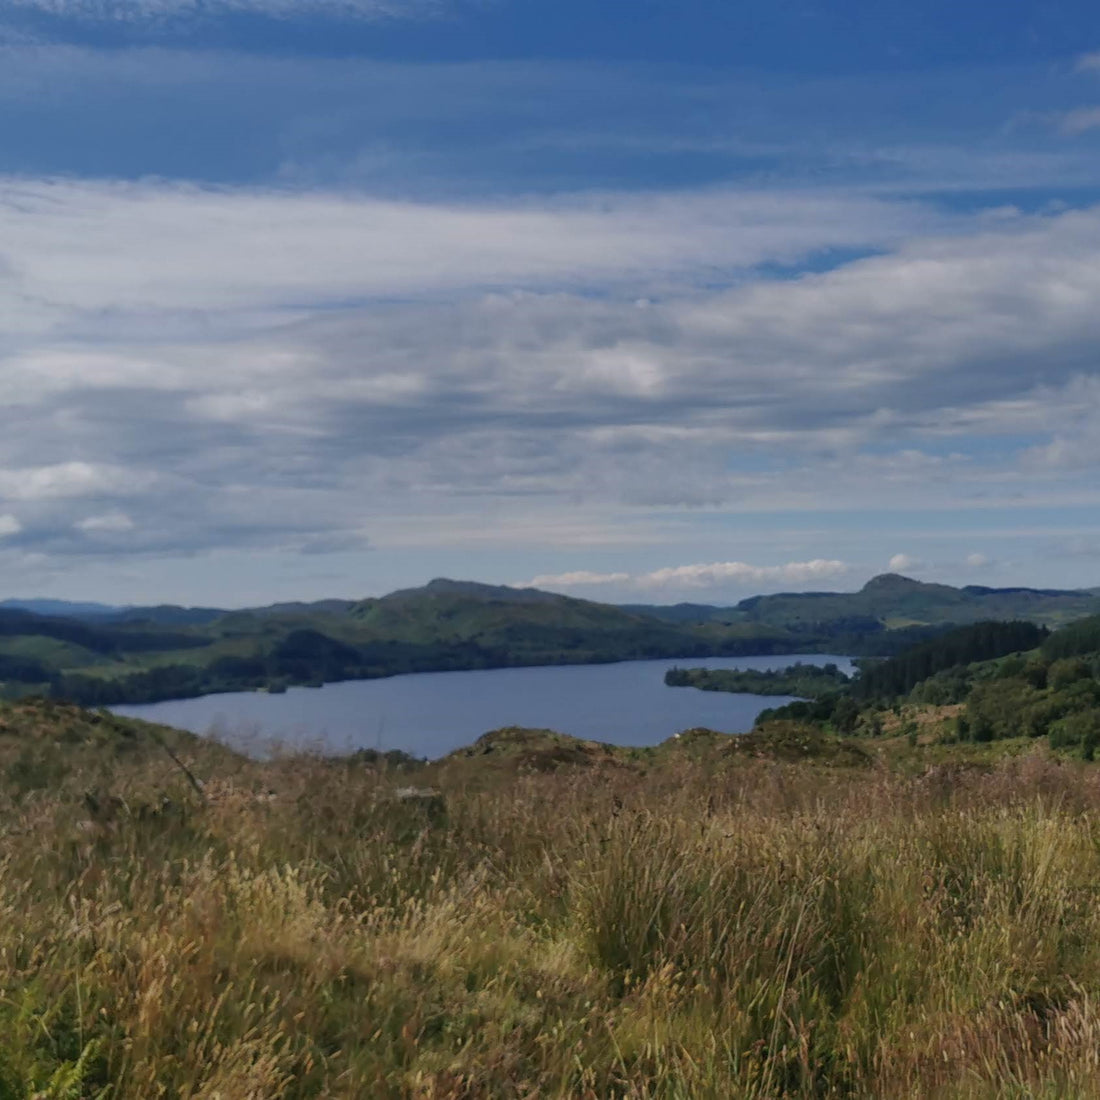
740, 614, 1100, 764
741, 573, 1100, 630
7, 698, 1100, 1096
0, 580, 780, 705
0, 599, 226, 625
632, 573, 1100, 630
0, 574, 1098, 706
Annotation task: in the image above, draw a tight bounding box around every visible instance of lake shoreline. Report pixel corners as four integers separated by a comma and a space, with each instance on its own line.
71, 640, 835, 708
111, 653, 855, 760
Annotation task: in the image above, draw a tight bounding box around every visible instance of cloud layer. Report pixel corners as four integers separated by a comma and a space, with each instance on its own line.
526, 559, 850, 596
3, 0, 440, 21
1, 173, 1100, 597
0, 176, 937, 336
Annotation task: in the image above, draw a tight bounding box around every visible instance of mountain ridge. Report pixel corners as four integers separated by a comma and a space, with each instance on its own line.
7, 572, 1098, 625
0, 574, 1097, 707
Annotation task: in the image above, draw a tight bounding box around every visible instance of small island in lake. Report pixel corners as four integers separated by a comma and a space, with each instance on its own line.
665, 661, 851, 698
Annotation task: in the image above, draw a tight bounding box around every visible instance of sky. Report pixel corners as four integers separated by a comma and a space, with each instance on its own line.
3, 1, 1100, 606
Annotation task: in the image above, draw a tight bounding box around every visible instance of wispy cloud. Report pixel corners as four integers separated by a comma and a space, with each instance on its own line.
75, 511, 136, 534
525, 559, 850, 596
0, 176, 938, 336
3, 179, 1100, 588
0, 463, 157, 502
1076, 51, 1100, 74
1058, 106, 1100, 135
2, 0, 442, 21
1, 41, 1098, 205
523, 570, 631, 588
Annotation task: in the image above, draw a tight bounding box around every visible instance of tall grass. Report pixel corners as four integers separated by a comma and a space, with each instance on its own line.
6, 729, 1100, 1096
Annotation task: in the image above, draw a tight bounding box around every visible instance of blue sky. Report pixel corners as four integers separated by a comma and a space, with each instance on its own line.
2, 0, 1100, 605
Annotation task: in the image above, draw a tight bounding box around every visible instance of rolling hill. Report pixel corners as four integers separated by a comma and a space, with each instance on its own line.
0, 574, 1098, 705
628, 573, 1100, 631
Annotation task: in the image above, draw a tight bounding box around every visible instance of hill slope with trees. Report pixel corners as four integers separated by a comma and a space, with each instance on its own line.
0, 575, 1097, 705
745, 613, 1100, 760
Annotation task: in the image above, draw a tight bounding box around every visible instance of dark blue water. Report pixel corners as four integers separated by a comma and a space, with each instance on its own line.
111, 654, 854, 759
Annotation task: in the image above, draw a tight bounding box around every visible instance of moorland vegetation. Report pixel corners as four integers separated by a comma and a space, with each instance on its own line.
7, 578, 1100, 1094
9, 688, 1100, 1096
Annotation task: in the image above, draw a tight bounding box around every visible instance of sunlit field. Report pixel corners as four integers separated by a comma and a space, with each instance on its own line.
5, 701, 1100, 1098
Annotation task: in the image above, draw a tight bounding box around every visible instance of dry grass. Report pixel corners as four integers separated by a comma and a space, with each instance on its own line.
877, 703, 964, 739
5, 703, 1100, 1097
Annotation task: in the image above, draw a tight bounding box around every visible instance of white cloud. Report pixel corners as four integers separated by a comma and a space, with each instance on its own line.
0, 514, 21, 538
966, 552, 993, 568
524, 570, 631, 588
5, 183, 1100, 575
75, 511, 135, 534
0, 176, 939, 339
637, 559, 850, 590
1018, 377, 1100, 471
888, 554, 922, 573
1076, 52, 1100, 73
1, 0, 440, 21
0, 463, 154, 502
526, 559, 849, 595
1059, 107, 1100, 135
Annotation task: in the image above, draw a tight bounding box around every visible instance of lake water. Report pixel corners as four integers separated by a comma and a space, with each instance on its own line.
111, 653, 854, 760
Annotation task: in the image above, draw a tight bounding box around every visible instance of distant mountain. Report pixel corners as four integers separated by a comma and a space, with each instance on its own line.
0, 573, 1097, 708
103, 605, 227, 626
628, 574, 1100, 632
239, 599, 357, 619
341, 578, 720, 653
0, 598, 123, 618
620, 602, 734, 624
741, 574, 1100, 630
384, 578, 565, 605
0, 599, 227, 626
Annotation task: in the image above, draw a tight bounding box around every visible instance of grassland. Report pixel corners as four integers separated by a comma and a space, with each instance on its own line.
7, 698, 1100, 1097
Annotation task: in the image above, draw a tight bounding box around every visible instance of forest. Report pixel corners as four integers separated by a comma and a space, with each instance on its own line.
664, 661, 851, 698
0, 575, 1097, 706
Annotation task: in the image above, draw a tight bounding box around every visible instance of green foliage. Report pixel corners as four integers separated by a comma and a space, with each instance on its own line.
756, 693, 845, 727
0, 988, 109, 1099
1049, 708, 1100, 760
737, 572, 1100, 632
9, 583, 776, 705
852, 620, 1048, 701
965, 678, 1044, 741
1044, 614, 1100, 660
758, 618, 1100, 761
907, 665, 973, 705
3, 575, 1098, 707
957, 664, 1100, 748
832, 694, 861, 733
1048, 657, 1094, 691
664, 661, 850, 698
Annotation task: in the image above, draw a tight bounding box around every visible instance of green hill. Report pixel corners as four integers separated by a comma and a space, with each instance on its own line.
633, 572, 1100, 631
0, 580, 775, 705
2, 574, 1099, 706
750, 613, 1100, 761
